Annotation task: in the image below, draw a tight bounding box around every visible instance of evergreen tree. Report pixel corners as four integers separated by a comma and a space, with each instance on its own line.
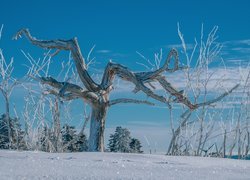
39, 124, 88, 152
0, 114, 9, 149
108, 133, 116, 152
108, 126, 131, 153
0, 114, 26, 150
117, 127, 131, 153
130, 138, 143, 153
61, 124, 77, 152
61, 124, 88, 152
108, 126, 144, 153
75, 132, 88, 152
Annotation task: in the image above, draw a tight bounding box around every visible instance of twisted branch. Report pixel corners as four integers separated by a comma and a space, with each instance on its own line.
13, 28, 99, 92
39, 76, 99, 104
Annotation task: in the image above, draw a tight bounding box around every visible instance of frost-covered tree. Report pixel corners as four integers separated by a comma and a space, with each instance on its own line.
61, 124, 88, 152
130, 138, 143, 153
108, 126, 131, 153
108, 133, 116, 152
75, 132, 88, 152
38, 124, 88, 152
61, 124, 77, 152
0, 114, 8, 148
14, 28, 239, 152
0, 114, 26, 150
117, 127, 131, 153
0, 25, 22, 148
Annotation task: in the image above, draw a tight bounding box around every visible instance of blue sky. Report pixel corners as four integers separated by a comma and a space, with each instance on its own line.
0, 0, 250, 152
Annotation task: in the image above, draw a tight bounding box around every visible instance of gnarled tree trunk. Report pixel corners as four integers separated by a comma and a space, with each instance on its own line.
88, 103, 108, 152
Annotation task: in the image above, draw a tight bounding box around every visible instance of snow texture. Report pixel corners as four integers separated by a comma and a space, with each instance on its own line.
0, 150, 249, 180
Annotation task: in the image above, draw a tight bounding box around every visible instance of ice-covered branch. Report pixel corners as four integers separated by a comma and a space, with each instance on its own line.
13, 28, 99, 92
108, 98, 154, 106
39, 76, 99, 104
196, 84, 240, 107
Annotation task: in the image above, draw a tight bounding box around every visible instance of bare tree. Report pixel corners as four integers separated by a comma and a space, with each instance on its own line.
0, 25, 21, 148
21, 47, 91, 152
166, 25, 240, 155
14, 28, 239, 152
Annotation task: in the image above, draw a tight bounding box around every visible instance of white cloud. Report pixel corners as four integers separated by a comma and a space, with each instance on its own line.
127, 120, 166, 127
165, 43, 194, 50
226, 59, 249, 66
96, 50, 111, 54
231, 47, 250, 54
223, 39, 250, 46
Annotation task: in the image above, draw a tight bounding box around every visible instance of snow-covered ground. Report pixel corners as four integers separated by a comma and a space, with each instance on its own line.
0, 150, 249, 180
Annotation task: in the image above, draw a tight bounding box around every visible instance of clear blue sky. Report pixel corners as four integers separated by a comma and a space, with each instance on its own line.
0, 0, 250, 152
1, 0, 250, 71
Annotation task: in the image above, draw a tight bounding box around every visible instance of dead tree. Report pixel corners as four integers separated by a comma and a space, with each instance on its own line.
14, 29, 238, 152
0, 25, 20, 148
166, 25, 240, 155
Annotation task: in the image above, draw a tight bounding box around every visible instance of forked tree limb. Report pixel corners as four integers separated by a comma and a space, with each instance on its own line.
136, 49, 187, 81
13, 28, 99, 92
101, 62, 172, 107
39, 76, 99, 104
101, 49, 185, 88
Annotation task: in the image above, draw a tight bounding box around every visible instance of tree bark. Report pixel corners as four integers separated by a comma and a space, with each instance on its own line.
88, 103, 108, 152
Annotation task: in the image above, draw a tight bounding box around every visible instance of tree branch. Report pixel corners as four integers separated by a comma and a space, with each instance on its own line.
39, 76, 99, 104
44, 89, 80, 101
157, 76, 197, 110
101, 62, 185, 108
39, 77, 83, 94
13, 28, 100, 92
108, 98, 154, 106
137, 49, 186, 81
196, 84, 240, 107
101, 62, 172, 107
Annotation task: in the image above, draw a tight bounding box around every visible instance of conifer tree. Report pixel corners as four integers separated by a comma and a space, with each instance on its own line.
130, 138, 143, 153
61, 124, 77, 152
0, 114, 26, 150
75, 132, 88, 152
108, 126, 131, 153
